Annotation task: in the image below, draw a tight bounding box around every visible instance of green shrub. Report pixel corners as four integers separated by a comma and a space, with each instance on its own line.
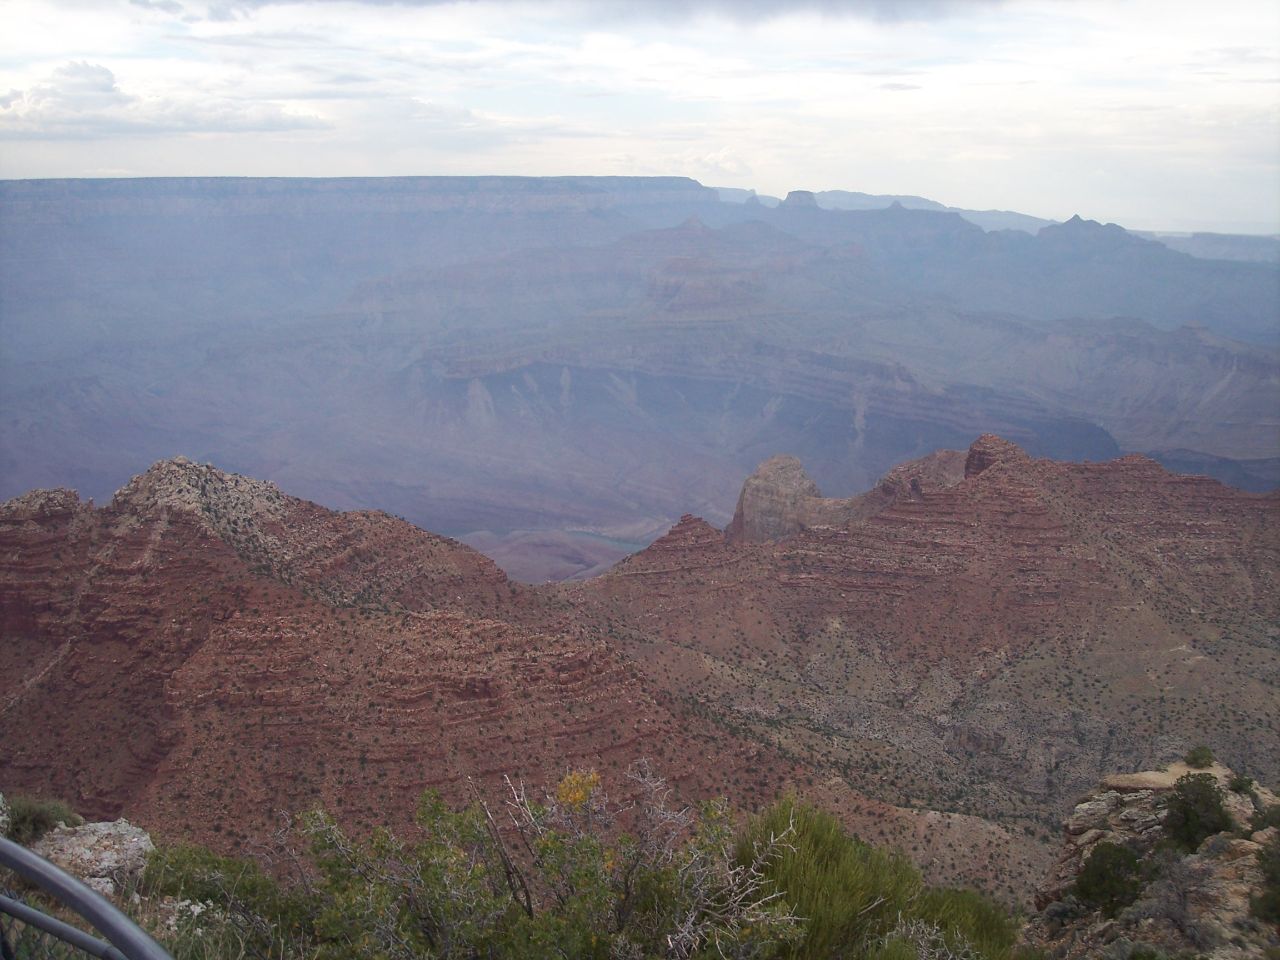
1072, 841, 1142, 917
302, 770, 800, 960
1252, 832, 1280, 923
1251, 804, 1280, 832
1254, 886, 1280, 924
120, 775, 1023, 960
913, 887, 1019, 957
1227, 773, 1254, 794
4, 795, 83, 844
1183, 745, 1214, 769
1163, 773, 1233, 851
741, 797, 920, 958
740, 797, 1018, 959
142, 844, 317, 954
866, 940, 917, 960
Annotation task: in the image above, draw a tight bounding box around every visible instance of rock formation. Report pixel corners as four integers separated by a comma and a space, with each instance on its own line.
725, 448, 966, 543
4, 441, 1277, 906
963, 433, 1031, 478
571, 436, 1280, 902
31, 820, 156, 897
0, 457, 978, 896
725, 455, 826, 543
1025, 764, 1279, 959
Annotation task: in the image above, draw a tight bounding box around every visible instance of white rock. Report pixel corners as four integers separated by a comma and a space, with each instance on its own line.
32, 819, 155, 898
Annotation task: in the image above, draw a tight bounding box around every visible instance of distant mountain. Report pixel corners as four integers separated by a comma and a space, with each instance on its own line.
718, 185, 1056, 232
713, 186, 780, 207
812, 188, 1056, 234
1137, 230, 1280, 265
725, 185, 1280, 263
1, 176, 1276, 579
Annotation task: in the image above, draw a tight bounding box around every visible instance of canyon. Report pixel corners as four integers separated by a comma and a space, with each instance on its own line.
2, 177, 1276, 581
569, 436, 1279, 839
2, 439, 1276, 905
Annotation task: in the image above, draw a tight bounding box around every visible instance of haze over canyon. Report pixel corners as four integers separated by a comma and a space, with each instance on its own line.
2, 176, 1276, 581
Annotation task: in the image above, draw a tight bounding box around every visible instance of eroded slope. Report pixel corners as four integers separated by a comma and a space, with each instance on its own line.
568, 437, 1280, 849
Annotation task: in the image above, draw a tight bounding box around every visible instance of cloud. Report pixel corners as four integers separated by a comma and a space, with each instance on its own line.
879, 82, 922, 91
129, 0, 184, 11
197, 0, 1003, 23
0, 61, 327, 139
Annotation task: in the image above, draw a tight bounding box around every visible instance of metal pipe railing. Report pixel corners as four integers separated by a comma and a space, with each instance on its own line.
0, 893, 128, 959
0, 836, 171, 960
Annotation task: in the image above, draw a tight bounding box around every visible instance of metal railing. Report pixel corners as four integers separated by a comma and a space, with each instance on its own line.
0, 837, 171, 960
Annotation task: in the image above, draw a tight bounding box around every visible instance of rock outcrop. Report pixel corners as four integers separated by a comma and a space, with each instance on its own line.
781, 189, 818, 208
964, 433, 1031, 478
32, 820, 155, 897
725, 455, 827, 543
1026, 765, 1279, 959
1036, 763, 1275, 910
725, 448, 966, 543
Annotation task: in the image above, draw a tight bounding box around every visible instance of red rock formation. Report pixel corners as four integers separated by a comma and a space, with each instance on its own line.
0, 459, 906, 881
725, 449, 967, 544
964, 433, 1031, 478
569, 435, 1280, 902
6, 441, 1274, 905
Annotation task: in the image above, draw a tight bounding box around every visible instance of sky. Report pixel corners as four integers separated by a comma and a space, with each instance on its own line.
1, 0, 1278, 233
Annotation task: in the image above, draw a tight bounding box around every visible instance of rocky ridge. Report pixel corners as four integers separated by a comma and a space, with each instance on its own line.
570, 436, 1280, 898
4, 443, 1277, 905
108, 457, 509, 610
1, 456, 1029, 897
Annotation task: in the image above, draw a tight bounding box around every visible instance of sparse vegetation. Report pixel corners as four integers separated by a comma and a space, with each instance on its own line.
1251, 803, 1280, 832
142, 844, 315, 954
1182, 745, 1214, 769
136, 771, 1024, 960
1162, 773, 1233, 851
1228, 773, 1254, 794
1072, 841, 1142, 917
3, 794, 83, 845
1252, 831, 1280, 924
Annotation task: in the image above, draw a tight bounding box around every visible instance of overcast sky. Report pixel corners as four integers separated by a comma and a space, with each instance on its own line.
2, 0, 1277, 233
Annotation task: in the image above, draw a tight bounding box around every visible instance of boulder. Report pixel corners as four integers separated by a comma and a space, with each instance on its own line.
32, 820, 155, 898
